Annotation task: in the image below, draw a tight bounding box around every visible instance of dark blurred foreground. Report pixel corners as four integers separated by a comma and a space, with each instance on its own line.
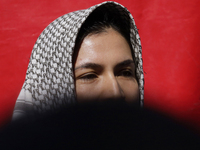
0, 102, 200, 149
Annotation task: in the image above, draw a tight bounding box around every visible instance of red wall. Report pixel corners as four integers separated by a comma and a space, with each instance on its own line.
1, 0, 200, 132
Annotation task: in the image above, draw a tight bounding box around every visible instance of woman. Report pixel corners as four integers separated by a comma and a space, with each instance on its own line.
12, 1, 144, 121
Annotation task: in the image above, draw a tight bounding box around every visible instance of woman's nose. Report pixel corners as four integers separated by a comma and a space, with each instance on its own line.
100, 75, 125, 101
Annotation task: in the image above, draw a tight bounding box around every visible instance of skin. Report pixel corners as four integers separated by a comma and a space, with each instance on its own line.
74, 28, 139, 103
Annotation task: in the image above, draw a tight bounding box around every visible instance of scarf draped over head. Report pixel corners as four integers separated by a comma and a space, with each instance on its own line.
12, 1, 144, 121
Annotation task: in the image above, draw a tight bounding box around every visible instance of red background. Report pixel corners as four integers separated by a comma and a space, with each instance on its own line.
0, 0, 200, 132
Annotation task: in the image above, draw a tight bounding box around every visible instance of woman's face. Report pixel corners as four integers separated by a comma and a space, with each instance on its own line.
74, 28, 139, 102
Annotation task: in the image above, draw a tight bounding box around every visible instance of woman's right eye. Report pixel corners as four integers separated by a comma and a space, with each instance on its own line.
79, 73, 98, 81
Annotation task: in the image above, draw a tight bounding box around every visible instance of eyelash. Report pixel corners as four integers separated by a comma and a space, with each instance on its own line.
118, 69, 134, 78
79, 73, 98, 81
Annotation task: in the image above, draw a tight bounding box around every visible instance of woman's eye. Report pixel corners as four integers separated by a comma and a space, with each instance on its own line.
79, 73, 97, 81
118, 70, 134, 77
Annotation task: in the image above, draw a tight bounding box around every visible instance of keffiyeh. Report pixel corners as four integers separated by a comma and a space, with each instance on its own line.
12, 1, 144, 120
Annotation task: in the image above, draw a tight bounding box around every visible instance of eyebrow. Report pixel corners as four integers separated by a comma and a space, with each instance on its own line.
75, 59, 134, 71
75, 63, 103, 70
115, 59, 135, 69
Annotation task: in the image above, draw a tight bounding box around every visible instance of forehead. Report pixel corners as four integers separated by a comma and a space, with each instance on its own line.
75, 28, 133, 67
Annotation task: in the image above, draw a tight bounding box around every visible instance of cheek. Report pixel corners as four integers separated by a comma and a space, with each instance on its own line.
119, 79, 139, 102
75, 81, 100, 102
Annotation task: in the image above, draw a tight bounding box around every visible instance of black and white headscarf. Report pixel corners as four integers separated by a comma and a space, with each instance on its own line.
12, 1, 144, 121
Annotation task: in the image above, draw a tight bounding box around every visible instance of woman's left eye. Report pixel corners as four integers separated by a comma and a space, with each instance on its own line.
118, 70, 134, 77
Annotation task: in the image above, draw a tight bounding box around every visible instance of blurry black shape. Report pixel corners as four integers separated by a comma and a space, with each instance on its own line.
0, 102, 200, 150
